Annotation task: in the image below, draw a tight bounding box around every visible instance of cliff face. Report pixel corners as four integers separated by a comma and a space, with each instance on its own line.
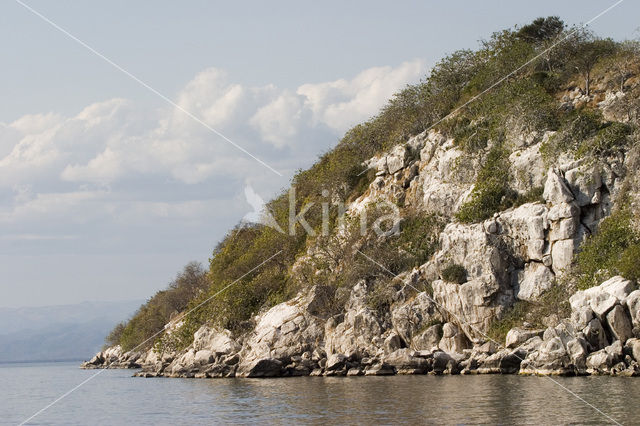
83, 80, 640, 377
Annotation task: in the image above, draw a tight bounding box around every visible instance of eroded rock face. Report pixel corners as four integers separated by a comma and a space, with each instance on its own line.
426, 222, 514, 341
543, 169, 575, 205
505, 328, 544, 349
517, 277, 638, 376
193, 327, 240, 355
325, 282, 383, 358
516, 263, 554, 302
391, 292, 442, 345
84, 98, 638, 379
569, 276, 636, 317
237, 286, 330, 375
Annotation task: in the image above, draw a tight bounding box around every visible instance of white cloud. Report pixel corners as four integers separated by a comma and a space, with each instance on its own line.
298, 60, 425, 132
250, 91, 304, 148
0, 60, 426, 247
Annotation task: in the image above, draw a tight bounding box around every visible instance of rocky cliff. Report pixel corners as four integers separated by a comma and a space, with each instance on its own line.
83, 77, 640, 377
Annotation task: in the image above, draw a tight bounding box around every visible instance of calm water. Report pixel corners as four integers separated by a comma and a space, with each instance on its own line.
2, 362, 640, 425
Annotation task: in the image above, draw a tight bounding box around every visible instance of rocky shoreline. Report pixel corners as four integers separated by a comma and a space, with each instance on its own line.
84, 85, 640, 381
83, 276, 640, 378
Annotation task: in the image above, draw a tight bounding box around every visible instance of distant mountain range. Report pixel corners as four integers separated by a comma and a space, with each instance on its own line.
0, 300, 142, 363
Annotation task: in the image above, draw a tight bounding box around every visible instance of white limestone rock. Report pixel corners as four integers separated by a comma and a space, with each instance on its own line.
516, 262, 555, 301
543, 169, 574, 205
606, 305, 633, 343
550, 239, 575, 273
625, 290, 640, 328
565, 165, 602, 207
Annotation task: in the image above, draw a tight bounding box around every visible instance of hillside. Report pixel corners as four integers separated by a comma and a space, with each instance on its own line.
85, 17, 640, 377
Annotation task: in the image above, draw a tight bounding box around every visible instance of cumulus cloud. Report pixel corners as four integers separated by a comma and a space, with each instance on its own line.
0, 59, 426, 252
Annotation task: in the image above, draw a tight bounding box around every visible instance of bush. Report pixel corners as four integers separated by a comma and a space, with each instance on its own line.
540, 109, 602, 163
105, 322, 125, 348
366, 280, 397, 315
441, 264, 467, 284
487, 284, 571, 343
456, 145, 517, 223
513, 186, 545, 207
575, 205, 640, 289
395, 213, 444, 268
541, 109, 633, 162
486, 300, 531, 343
577, 122, 632, 157
111, 262, 210, 351
618, 243, 640, 282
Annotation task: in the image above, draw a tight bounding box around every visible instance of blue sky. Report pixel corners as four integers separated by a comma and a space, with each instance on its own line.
0, 0, 637, 307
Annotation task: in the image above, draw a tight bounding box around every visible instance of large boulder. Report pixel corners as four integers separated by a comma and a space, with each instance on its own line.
570, 277, 635, 318
625, 290, 640, 329
543, 169, 574, 205
584, 318, 609, 351
550, 239, 575, 273
565, 165, 602, 207
391, 291, 442, 344
325, 282, 383, 358
384, 348, 428, 373
410, 324, 443, 351
476, 349, 524, 374
237, 286, 328, 374
600, 276, 636, 301
236, 358, 283, 378
625, 338, 640, 363
386, 145, 409, 174
520, 336, 571, 375
516, 263, 555, 301
438, 323, 471, 354
505, 328, 544, 349
192, 326, 240, 356
605, 305, 633, 343
586, 350, 615, 374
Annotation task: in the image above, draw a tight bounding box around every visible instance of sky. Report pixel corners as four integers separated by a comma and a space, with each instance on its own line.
1, 0, 638, 308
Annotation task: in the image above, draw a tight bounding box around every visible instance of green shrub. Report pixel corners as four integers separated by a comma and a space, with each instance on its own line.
366, 280, 396, 314
486, 300, 532, 343
395, 213, 444, 268
540, 109, 632, 162
575, 205, 640, 289
540, 109, 602, 163
115, 262, 210, 351
105, 322, 125, 349
487, 284, 571, 343
618, 243, 640, 282
441, 264, 467, 284
513, 186, 545, 207
456, 145, 517, 223
576, 122, 632, 157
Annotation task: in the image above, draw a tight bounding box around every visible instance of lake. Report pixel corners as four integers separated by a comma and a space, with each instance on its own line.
2, 362, 639, 425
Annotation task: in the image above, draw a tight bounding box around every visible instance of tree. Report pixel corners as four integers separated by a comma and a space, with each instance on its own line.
106, 261, 210, 350
516, 17, 566, 73
569, 36, 617, 96
516, 16, 565, 44
599, 40, 640, 91
105, 322, 125, 347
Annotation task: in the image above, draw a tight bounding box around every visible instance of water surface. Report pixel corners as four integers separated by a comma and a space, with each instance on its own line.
2, 362, 639, 425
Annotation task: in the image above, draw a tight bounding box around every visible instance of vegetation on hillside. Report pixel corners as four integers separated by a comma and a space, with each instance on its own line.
106, 17, 640, 352
574, 203, 640, 290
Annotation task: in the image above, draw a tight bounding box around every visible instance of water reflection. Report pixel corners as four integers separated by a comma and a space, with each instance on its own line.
3, 363, 638, 425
